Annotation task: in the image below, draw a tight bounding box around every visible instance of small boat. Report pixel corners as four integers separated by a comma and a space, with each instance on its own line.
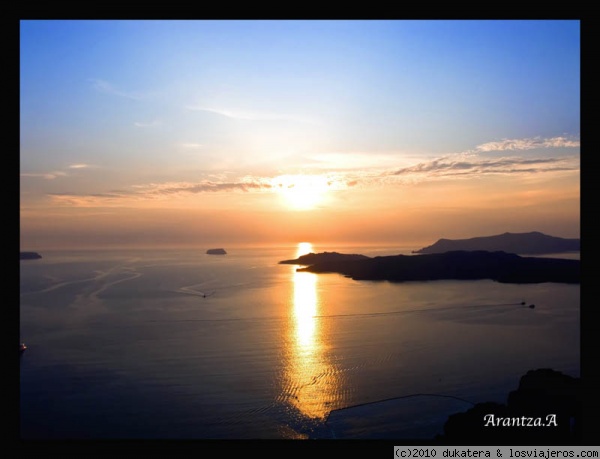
20, 343, 27, 353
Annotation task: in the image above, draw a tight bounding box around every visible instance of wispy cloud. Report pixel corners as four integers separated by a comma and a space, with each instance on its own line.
21, 164, 97, 180
301, 151, 416, 171
48, 192, 128, 207
383, 155, 580, 187
132, 180, 274, 196
43, 134, 580, 207
185, 105, 313, 124
355, 135, 581, 186
20, 171, 67, 180
468, 136, 580, 154
89, 79, 147, 100
299, 136, 580, 188
68, 163, 96, 169
134, 120, 162, 128
389, 156, 579, 180
47, 171, 365, 208
178, 142, 203, 149
49, 178, 276, 207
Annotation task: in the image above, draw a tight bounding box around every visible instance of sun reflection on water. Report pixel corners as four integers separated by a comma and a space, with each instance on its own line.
293, 271, 317, 349
281, 242, 341, 421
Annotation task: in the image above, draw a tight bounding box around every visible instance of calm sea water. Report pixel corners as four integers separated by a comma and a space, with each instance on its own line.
19, 245, 580, 439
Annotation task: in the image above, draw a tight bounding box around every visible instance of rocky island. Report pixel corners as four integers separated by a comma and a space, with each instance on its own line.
413, 231, 580, 255
279, 251, 369, 265
281, 250, 579, 284
206, 248, 227, 255
20, 251, 42, 260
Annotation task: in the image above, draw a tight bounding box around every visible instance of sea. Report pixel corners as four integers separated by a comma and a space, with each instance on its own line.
19, 244, 580, 440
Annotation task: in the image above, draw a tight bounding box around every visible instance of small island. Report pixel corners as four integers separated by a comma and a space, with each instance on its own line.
206, 248, 227, 255
281, 250, 579, 284
20, 252, 42, 260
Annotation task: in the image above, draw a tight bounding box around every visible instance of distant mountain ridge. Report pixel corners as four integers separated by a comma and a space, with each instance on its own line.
413, 232, 579, 255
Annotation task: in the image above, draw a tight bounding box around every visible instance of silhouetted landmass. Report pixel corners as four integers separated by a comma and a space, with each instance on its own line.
435, 369, 581, 443
206, 248, 227, 255
285, 250, 579, 284
279, 251, 369, 265
20, 252, 42, 260
413, 231, 580, 255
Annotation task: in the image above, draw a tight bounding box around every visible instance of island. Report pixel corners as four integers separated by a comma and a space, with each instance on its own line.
281, 250, 579, 284
413, 231, 580, 255
279, 251, 369, 265
206, 248, 227, 255
20, 251, 42, 260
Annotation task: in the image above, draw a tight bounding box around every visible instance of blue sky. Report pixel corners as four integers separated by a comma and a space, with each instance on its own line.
20, 20, 580, 249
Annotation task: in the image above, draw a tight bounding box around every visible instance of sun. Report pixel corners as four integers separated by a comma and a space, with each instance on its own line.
272, 175, 329, 210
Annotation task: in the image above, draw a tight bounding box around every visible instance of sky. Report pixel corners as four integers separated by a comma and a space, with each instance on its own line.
20, 20, 580, 250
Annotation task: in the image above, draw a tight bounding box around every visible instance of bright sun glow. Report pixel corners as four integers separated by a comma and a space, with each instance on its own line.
296, 242, 313, 258
272, 175, 329, 210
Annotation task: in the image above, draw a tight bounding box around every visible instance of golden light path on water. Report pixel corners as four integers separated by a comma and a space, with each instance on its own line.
282, 242, 342, 422
293, 243, 317, 349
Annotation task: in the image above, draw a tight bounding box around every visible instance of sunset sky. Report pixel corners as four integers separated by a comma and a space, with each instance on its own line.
20, 20, 580, 250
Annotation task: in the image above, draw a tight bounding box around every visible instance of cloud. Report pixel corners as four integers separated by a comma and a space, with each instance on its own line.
344, 135, 581, 186
20, 172, 67, 180
470, 136, 580, 153
89, 79, 146, 100
390, 156, 579, 179
42, 134, 580, 208
185, 105, 313, 124
133, 180, 274, 196
134, 120, 162, 128
302, 151, 414, 171
178, 143, 203, 149
21, 164, 97, 180
45, 173, 365, 208
49, 178, 276, 207
48, 192, 127, 207
68, 163, 96, 169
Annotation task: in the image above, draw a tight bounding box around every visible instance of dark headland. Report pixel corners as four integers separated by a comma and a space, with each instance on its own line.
206, 248, 227, 255
413, 231, 580, 255
435, 368, 581, 443
281, 250, 579, 284
20, 251, 42, 260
